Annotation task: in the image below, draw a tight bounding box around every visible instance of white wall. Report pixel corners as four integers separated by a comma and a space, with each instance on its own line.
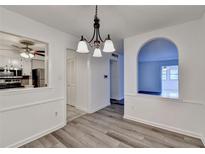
89, 54, 110, 112
66, 51, 111, 114
0, 7, 78, 147
124, 15, 205, 143
75, 53, 90, 112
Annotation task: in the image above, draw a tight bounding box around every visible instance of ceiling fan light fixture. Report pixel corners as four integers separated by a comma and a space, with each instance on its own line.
93, 48, 102, 57
20, 52, 34, 59
29, 53, 34, 58
20, 52, 29, 58
19, 40, 36, 59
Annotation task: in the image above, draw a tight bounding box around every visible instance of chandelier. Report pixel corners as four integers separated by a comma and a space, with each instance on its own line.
76, 5, 115, 57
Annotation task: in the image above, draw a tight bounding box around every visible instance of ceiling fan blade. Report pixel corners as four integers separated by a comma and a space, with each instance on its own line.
35, 50, 45, 53
35, 53, 45, 56
11, 44, 22, 49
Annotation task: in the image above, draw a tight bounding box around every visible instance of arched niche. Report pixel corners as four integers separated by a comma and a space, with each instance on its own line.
137, 38, 179, 98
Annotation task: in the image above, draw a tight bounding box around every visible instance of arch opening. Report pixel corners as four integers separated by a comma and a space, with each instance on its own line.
137, 38, 179, 98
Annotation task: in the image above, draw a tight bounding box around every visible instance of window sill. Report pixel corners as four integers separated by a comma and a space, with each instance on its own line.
126, 93, 205, 106
126, 92, 180, 103
0, 87, 53, 96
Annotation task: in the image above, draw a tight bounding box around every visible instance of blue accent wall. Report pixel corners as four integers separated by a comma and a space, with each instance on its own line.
137, 38, 178, 94
138, 60, 178, 93
138, 38, 178, 62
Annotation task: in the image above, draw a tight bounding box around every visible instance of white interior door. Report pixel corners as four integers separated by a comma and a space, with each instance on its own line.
67, 56, 76, 106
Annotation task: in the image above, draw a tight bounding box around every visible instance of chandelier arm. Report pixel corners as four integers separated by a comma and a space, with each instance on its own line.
77, 5, 115, 55
83, 37, 93, 48
98, 28, 105, 43
87, 28, 96, 43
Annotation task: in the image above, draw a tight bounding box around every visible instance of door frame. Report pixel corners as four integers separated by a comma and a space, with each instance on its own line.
66, 49, 77, 106
64, 48, 76, 123
67, 57, 76, 106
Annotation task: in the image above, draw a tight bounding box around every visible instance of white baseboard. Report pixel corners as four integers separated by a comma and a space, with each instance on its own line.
75, 105, 89, 113
110, 97, 124, 101
7, 122, 65, 148
73, 103, 111, 114
88, 103, 110, 113
201, 137, 205, 146
124, 114, 205, 146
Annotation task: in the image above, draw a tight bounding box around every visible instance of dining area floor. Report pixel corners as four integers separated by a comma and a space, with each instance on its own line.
21, 104, 204, 148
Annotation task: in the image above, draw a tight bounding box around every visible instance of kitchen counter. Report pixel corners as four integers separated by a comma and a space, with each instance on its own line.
0, 76, 23, 79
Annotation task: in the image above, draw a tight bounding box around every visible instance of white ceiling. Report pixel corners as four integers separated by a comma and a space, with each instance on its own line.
3, 5, 205, 52
0, 31, 47, 51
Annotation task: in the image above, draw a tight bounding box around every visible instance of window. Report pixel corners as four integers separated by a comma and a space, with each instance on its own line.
161, 65, 178, 80
0, 31, 48, 90
170, 67, 178, 80
161, 65, 179, 98
161, 67, 167, 80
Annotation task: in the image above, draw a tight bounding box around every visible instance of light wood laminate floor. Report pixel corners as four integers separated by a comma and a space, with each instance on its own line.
21, 104, 204, 148
66, 105, 86, 122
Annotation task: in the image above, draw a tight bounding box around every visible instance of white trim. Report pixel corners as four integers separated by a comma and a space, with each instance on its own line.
0, 87, 53, 96
110, 96, 124, 101
88, 102, 110, 113
124, 114, 205, 146
125, 93, 180, 102
6, 122, 65, 148
201, 137, 205, 146
75, 105, 89, 113
0, 97, 64, 112
125, 93, 205, 106
182, 99, 205, 106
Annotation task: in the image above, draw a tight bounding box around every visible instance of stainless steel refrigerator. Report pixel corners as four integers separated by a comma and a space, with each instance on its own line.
32, 69, 45, 87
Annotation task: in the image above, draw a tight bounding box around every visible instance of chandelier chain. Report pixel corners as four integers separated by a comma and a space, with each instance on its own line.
95, 5, 98, 17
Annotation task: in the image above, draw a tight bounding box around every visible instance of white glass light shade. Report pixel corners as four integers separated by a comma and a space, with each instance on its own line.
20, 52, 29, 58
103, 40, 115, 52
29, 53, 34, 58
93, 48, 102, 57
76, 41, 89, 53
20, 52, 34, 59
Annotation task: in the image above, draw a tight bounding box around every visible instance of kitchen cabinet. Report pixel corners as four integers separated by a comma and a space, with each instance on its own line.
0, 56, 8, 68
10, 57, 21, 69
0, 52, 32, 75
22, 58, 31, 76
0, 56, 22, 69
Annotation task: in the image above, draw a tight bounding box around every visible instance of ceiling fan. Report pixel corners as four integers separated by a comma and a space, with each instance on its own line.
12, 40, 45, 58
